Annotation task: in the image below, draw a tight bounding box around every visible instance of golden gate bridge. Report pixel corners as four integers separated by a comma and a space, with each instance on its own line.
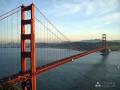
0, 3, 110, 90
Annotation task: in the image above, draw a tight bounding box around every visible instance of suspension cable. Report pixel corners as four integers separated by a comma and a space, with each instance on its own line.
35, 17, 65, 42
35, 17, 80, 55
35, 5, 81, 51
0, 7, 21, 21
0, 6, 21, 18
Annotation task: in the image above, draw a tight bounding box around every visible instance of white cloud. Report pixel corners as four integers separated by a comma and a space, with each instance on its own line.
41, 0, 120, 39
81, 0, 120, 16
102, 12, 120, 24
43, 0, 81, 17
78, 11, 120, 30
50, 3, 81, 16
55, 3, 81, 16
85, 2, 96, 15
46, 0, 119, 17
95, 12, 120, 28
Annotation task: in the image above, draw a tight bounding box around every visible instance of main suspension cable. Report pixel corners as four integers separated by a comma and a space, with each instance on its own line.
0, 6, 21, 21
35, 5, 81, 51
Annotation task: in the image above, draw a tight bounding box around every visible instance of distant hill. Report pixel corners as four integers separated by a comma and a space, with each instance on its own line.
36, 40, 120, 51
73, 39, 120, 51
0, 40, 120, 51
72, 40, 120, 51
80, 39, 101, 43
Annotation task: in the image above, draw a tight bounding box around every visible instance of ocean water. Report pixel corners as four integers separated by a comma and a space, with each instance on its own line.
0, 48, 120, 90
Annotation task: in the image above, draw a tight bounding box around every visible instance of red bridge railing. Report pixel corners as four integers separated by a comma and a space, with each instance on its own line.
0, 3, 109, 90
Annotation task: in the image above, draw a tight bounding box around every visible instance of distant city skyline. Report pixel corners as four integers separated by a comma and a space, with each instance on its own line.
0, 0, 120, 41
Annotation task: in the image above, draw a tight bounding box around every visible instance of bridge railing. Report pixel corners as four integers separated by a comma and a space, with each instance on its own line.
34, 5, 81, 67
0, 4, 109, 89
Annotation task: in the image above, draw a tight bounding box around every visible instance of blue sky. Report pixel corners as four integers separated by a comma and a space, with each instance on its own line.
0, 0, 120, 41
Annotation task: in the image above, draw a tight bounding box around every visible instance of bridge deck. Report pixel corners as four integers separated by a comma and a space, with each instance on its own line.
0, 47, 106, 87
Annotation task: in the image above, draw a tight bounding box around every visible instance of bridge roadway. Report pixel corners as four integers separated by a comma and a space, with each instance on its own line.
0, 47, 107, 87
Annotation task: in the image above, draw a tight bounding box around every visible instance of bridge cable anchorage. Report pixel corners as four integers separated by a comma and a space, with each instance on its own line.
34, 5, 81, 51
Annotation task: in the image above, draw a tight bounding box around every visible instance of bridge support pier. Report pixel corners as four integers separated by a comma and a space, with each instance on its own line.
21, 3, 36, 90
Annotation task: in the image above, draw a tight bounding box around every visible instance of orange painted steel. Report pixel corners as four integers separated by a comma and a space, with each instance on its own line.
102, 34, 107, 49
31, 3, 36, 90
21, 3, 36, 90
36, 47, 106, 74
0, 47, 107, 88
21, 4, 28, 90
21, 4, 27, 74
0, 3, 109, 90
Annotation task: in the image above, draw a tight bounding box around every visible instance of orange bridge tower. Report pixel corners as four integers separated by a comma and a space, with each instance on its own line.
21, 3, 36, 90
